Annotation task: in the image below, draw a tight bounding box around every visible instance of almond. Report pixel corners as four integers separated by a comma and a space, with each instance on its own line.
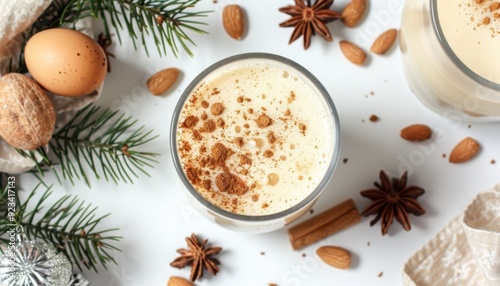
370, 29, 398, 55
400, 124, 432, 141
339, 41, 366, 65
316, 246, 351, 269
0, 73, 56, 150
449, 137, 480, 163
341, 0, 367, 28
167, 276, 193, 286
146, 68, 180, 96
223, 5, 245, 40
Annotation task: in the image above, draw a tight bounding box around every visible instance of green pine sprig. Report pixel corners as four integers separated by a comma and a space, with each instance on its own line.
11, 0, 210, 73
61, 0, 211, 57
19, 104, 159, 187
0, 179, 121, 272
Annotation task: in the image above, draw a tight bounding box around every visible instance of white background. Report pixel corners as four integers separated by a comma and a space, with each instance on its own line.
18, 0, 500, 285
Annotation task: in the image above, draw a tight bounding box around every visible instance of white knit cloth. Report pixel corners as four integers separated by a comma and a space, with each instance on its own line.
403, 186, 500, 286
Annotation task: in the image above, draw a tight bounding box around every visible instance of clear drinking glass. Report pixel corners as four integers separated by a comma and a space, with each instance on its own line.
170, 53, 341, 233
400, 0, 500, 121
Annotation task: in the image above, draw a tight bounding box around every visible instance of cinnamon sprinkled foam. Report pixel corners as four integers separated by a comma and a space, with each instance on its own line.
176, 59, 335, 215
438, 0, 500, 83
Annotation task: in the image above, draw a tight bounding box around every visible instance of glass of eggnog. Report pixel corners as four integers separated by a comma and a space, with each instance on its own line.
400, 0, 500, 120
170, 53, 340, 233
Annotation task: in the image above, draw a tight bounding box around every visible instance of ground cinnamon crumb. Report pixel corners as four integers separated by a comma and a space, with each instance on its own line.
215, 172, 248, 195
491, 1, 500, 10
256, 114, 273, 128
216, 118, 225, 128
298, 123, 307, 134
267, 132, 276, 143
491, 159, 496, 164
179, 141, 191, 153
199, 158, 207, 168
442, 153, 447, 158
211, 102, 225, 115
192, 130, 202, 141
234, 137, 244, 147
369, 114, 379, 122
237, 96, 244, 103
203, 179, 211, 190
287, 91, 296, 103
263, 150, 274, 158
378, 272, 383, 277
211, 88, 220, 95
201, 100, 209, 108
212, 143, 229, 166
181, 115, 199, 128
185, 166, 200, 184
189, 95, 198, 103
201, 112, 208, 120
483, 17, 491, 25
201, 119, 216, 132
240, 154, 252, 165
302, 253, 306, 257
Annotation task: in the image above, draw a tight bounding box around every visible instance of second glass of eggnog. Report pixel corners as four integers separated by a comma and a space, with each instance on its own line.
400, 0, 500, 120
170, 53, 340, 233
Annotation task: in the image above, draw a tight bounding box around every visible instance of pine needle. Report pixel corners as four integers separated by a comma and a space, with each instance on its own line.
19, 104, 159, 187
0, 179, 121, 271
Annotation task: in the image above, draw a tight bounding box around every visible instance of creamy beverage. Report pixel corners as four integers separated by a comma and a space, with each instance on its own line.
175, 58, 335, 216
400, 0, 500, 119
437, 0, 500, 84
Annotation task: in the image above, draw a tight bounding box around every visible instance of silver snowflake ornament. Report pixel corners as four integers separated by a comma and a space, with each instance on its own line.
0, 238, 72, 286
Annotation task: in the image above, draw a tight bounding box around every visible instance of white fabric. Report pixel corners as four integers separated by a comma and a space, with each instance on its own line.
0, 1, 101, 173
403, 186, 500, 286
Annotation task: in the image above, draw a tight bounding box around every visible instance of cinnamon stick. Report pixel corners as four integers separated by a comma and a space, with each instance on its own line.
288, 198, 361, 250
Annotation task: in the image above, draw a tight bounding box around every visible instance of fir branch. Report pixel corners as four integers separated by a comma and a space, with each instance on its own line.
61, 0, 211, 57
0, 182, 121, 271
19, 104, 159, 187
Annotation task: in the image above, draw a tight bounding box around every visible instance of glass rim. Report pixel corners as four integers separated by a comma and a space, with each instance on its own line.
169, 52, 341, 223
430, 0, 500, 91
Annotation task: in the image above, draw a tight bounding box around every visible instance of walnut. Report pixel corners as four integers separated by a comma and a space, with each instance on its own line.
0, 73, 56, 150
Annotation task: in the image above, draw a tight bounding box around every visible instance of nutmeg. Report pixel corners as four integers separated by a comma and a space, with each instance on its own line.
0, 73, 56, 150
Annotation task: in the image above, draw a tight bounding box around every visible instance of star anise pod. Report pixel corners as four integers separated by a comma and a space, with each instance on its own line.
360, 170, 426, 235
170, 233, 222, 282
279, 0, 342, 49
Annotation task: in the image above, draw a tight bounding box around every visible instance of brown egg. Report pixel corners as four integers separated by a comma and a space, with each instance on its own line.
24, 28, 107, 97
